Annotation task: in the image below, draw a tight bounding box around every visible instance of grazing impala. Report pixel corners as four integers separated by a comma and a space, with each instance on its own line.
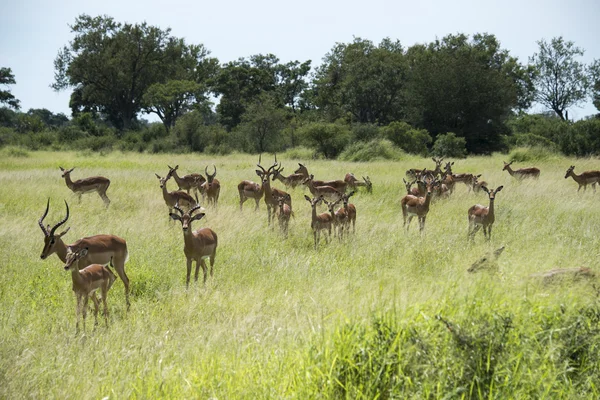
305, 195, 333, 249
468, 186, 503, 241
59, 167, 111, 208
155, 173, 196, 213
39, 199, 131, 309
273, 193, 293, 237
401, 179, 437, 232
169, 203, 218, 287
257, 161, 292, 226
272, 164, 307, 189
200, 165, 221, 207
64, 247, 116, 332
168, 165, 205, 195
303, 174, 344, 202
564, 165, 600, 192
503, 161, 540, 179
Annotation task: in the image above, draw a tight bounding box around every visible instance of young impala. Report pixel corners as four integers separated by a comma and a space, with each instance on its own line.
503, 161, 540, 179
273, 193, 293, 237
303, 174, 344, 202
401, 179, 437, 232
64, 247, 116, 332
38, 199, 131, 309
564, 165, 600, 192
169, 203, 218, 287
168, 165, 205, 195
200, 165, 221, 207
59, 167, 111, 208
305, 195, 334, 250
155, 173, 196, 213
344, 173, 372, 193
468, 186, 504, 241
272, 164, 307, 189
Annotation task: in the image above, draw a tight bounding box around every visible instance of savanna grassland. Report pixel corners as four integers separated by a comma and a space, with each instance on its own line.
1, 149, 600, 399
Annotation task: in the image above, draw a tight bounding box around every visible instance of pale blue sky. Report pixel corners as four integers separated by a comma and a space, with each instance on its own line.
1, 0, 599, 120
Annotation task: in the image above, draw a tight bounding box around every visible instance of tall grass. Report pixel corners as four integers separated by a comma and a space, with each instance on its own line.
1, 151, 599, 398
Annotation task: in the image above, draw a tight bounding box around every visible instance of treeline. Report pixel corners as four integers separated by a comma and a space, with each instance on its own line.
1, 14, 599, 158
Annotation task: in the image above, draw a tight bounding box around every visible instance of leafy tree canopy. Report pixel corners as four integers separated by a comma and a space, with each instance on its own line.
0, 67, 21, 110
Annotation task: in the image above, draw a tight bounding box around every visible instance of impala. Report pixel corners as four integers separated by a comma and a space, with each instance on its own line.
344, 173, 372, 193
303, 174, 344, 202
64, 247, 116, 332
168, 165, 205, 195
169, 203, 218, 287
403, 178, 420, 196
305, 195, 333, 249
200, 165, 221, 207
401, 179, 437, 232
564, 165, 600, 192
294, 163, 310, 178
59, 167, 111, 208
444, 163, 477, 190
303, 175, 348, 193
502, 161, 540, 179
468, 186, 503, 241
272, 164, 307, 188
432, 157, 444, 177
273, 193, 293, 237
468, 246, 506, 273
335, 191, 357, 237
155, 173, 196, 213
238, 179, 264, 211
257, 161, 292, 226
325, 198, 344, 239
471, 175, 488, 193
38, 199, 131, 309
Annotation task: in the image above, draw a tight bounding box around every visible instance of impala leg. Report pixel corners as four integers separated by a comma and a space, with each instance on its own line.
470, 224, 481, 240
254, 198, 260, 211
406, 216, 414, 231
82, 295, 89, 332
76, 294, 82, 333
101, 285, 110, 327
112, 261, 130, 310
77, 193, 82, 203
194, 259, 201, 282
419, 216, 426, 232
313, 230, 318, 250
200, 259, 209, 284
487, 225, 493, 240
90, 292, 100, 328
186, 258, 192, 288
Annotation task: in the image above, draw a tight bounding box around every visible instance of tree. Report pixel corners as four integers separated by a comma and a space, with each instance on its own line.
311, 37, 408, 125
405, 33, 533, 154
143, 80, 204, 132
590, 60, 600, 113
529, 37, 590, 120
298, 122, 351, 158
0, 67, 20, 109
234, 93, 288, 153
53, 14, 214, 130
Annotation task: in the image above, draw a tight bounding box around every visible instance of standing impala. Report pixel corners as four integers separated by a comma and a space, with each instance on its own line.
339, 191, 357, 235
503, 161, 540, 179
64, 247, 116, 332
401, 179, 437, 232
59, 167, 111, 208
564, 165, 600, 192
155, 173, 196, 213
238, 179, 264, 211
38, 199, 131, 309
344, 173, 372, 193
305, 195, 333, 249
468, 186, 504, 241
272, 164, 307, 189
168, 165, 205, 195
169, 203, 218, 287
303, 174, 344, 202
273, 193, 293, 237
200, 165, 221, 207
257, 161, 292, 226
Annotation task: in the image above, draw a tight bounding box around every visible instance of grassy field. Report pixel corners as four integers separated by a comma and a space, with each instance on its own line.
1, 149, 599, 399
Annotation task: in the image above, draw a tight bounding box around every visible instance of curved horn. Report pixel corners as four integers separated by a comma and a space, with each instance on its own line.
39, 198, 50, 236
211, 164, 217, 177
49, 200, 69, 237
189, 203, 204, 215
173, 202, 185, 216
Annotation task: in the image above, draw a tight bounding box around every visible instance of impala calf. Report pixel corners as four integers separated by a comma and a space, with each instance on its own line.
303, 174, 344, 202
344, 173, 372, 193
503, 161, 540, 179
39, 199, 130, 308
468, 186, 503, 241
168, 165, 205, 195
273, 193, 293, 237
170, 204, 218, 287
64, 247, 116, 332
564, 165, 600, 192
59, 167, 111, 208
305, 195, 333, 249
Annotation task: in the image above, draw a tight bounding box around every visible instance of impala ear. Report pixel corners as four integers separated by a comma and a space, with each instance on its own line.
58, 227, 71, 237
481, 186, 490, 194
155, 173, 161, 179
304, 195, 311, 202
169, 213, 181, 221
59, 166, 64, 171
191, 213, 206, 222
255, 170, 262, 177
79, 248, 89, 257
496, 186, 504, 192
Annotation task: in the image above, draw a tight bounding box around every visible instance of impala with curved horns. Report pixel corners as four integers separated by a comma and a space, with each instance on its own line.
257, 159, 291, 226
169, 203, 218, 287
272, 164, 307, 189
39, 199, 131, 309
200, 165, 221, 207
59, 167, 111, 208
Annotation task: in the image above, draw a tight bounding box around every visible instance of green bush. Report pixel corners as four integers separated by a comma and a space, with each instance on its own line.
506, 133, 558, 150
0, 146, 29, 157
381, 121, 432, 155
71, 135, 115, 152
351, 123, 381, 142
57, 125, 87, 143
508, 146, 559, 162
281, 146, 319, 160
298, 122, 351, 159
558, 118, 600, 156
432, 132, 467, 158
339, 139, 404, 162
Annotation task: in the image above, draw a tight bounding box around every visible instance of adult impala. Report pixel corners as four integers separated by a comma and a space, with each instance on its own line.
468, 186, 504, 241
503, 161, 540, 179
401, 179, 437, 232
564, 165, 600, 192
273, 193, 293, 237
303, 174, 344, 202
344, 173, 372, 193
64, 247, 116, 332
38, 199, 131, 309
305, 195, 333, 250
168, 165, 205, 195
272, 164, 307, 189
59, 167, 111, 208
200, 165, 221, 207
155, 173, 196, 213
257, 160, 292, 226
169, 203, 218, 287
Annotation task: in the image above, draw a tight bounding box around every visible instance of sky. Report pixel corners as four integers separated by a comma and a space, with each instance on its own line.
1, 0, 599, 121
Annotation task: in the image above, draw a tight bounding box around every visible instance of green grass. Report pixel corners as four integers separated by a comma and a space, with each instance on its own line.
1, 150, 600, 398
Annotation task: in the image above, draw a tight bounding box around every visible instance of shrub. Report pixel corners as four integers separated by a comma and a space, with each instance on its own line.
0, 146, 29, 157
298, 122, 351, 159
558, 118, 600, 156
71, 135, 115, 152
508, 146, 559, 162
432, 132, 467, 158
351, 123, 381, 142
57, 125, 87, 143
381, 121, 432, 155
281, 146, 319, 160
506, 133, 558, 150
339, 139, 404, 162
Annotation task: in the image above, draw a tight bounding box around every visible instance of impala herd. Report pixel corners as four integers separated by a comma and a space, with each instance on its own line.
40, 157, 599, 331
